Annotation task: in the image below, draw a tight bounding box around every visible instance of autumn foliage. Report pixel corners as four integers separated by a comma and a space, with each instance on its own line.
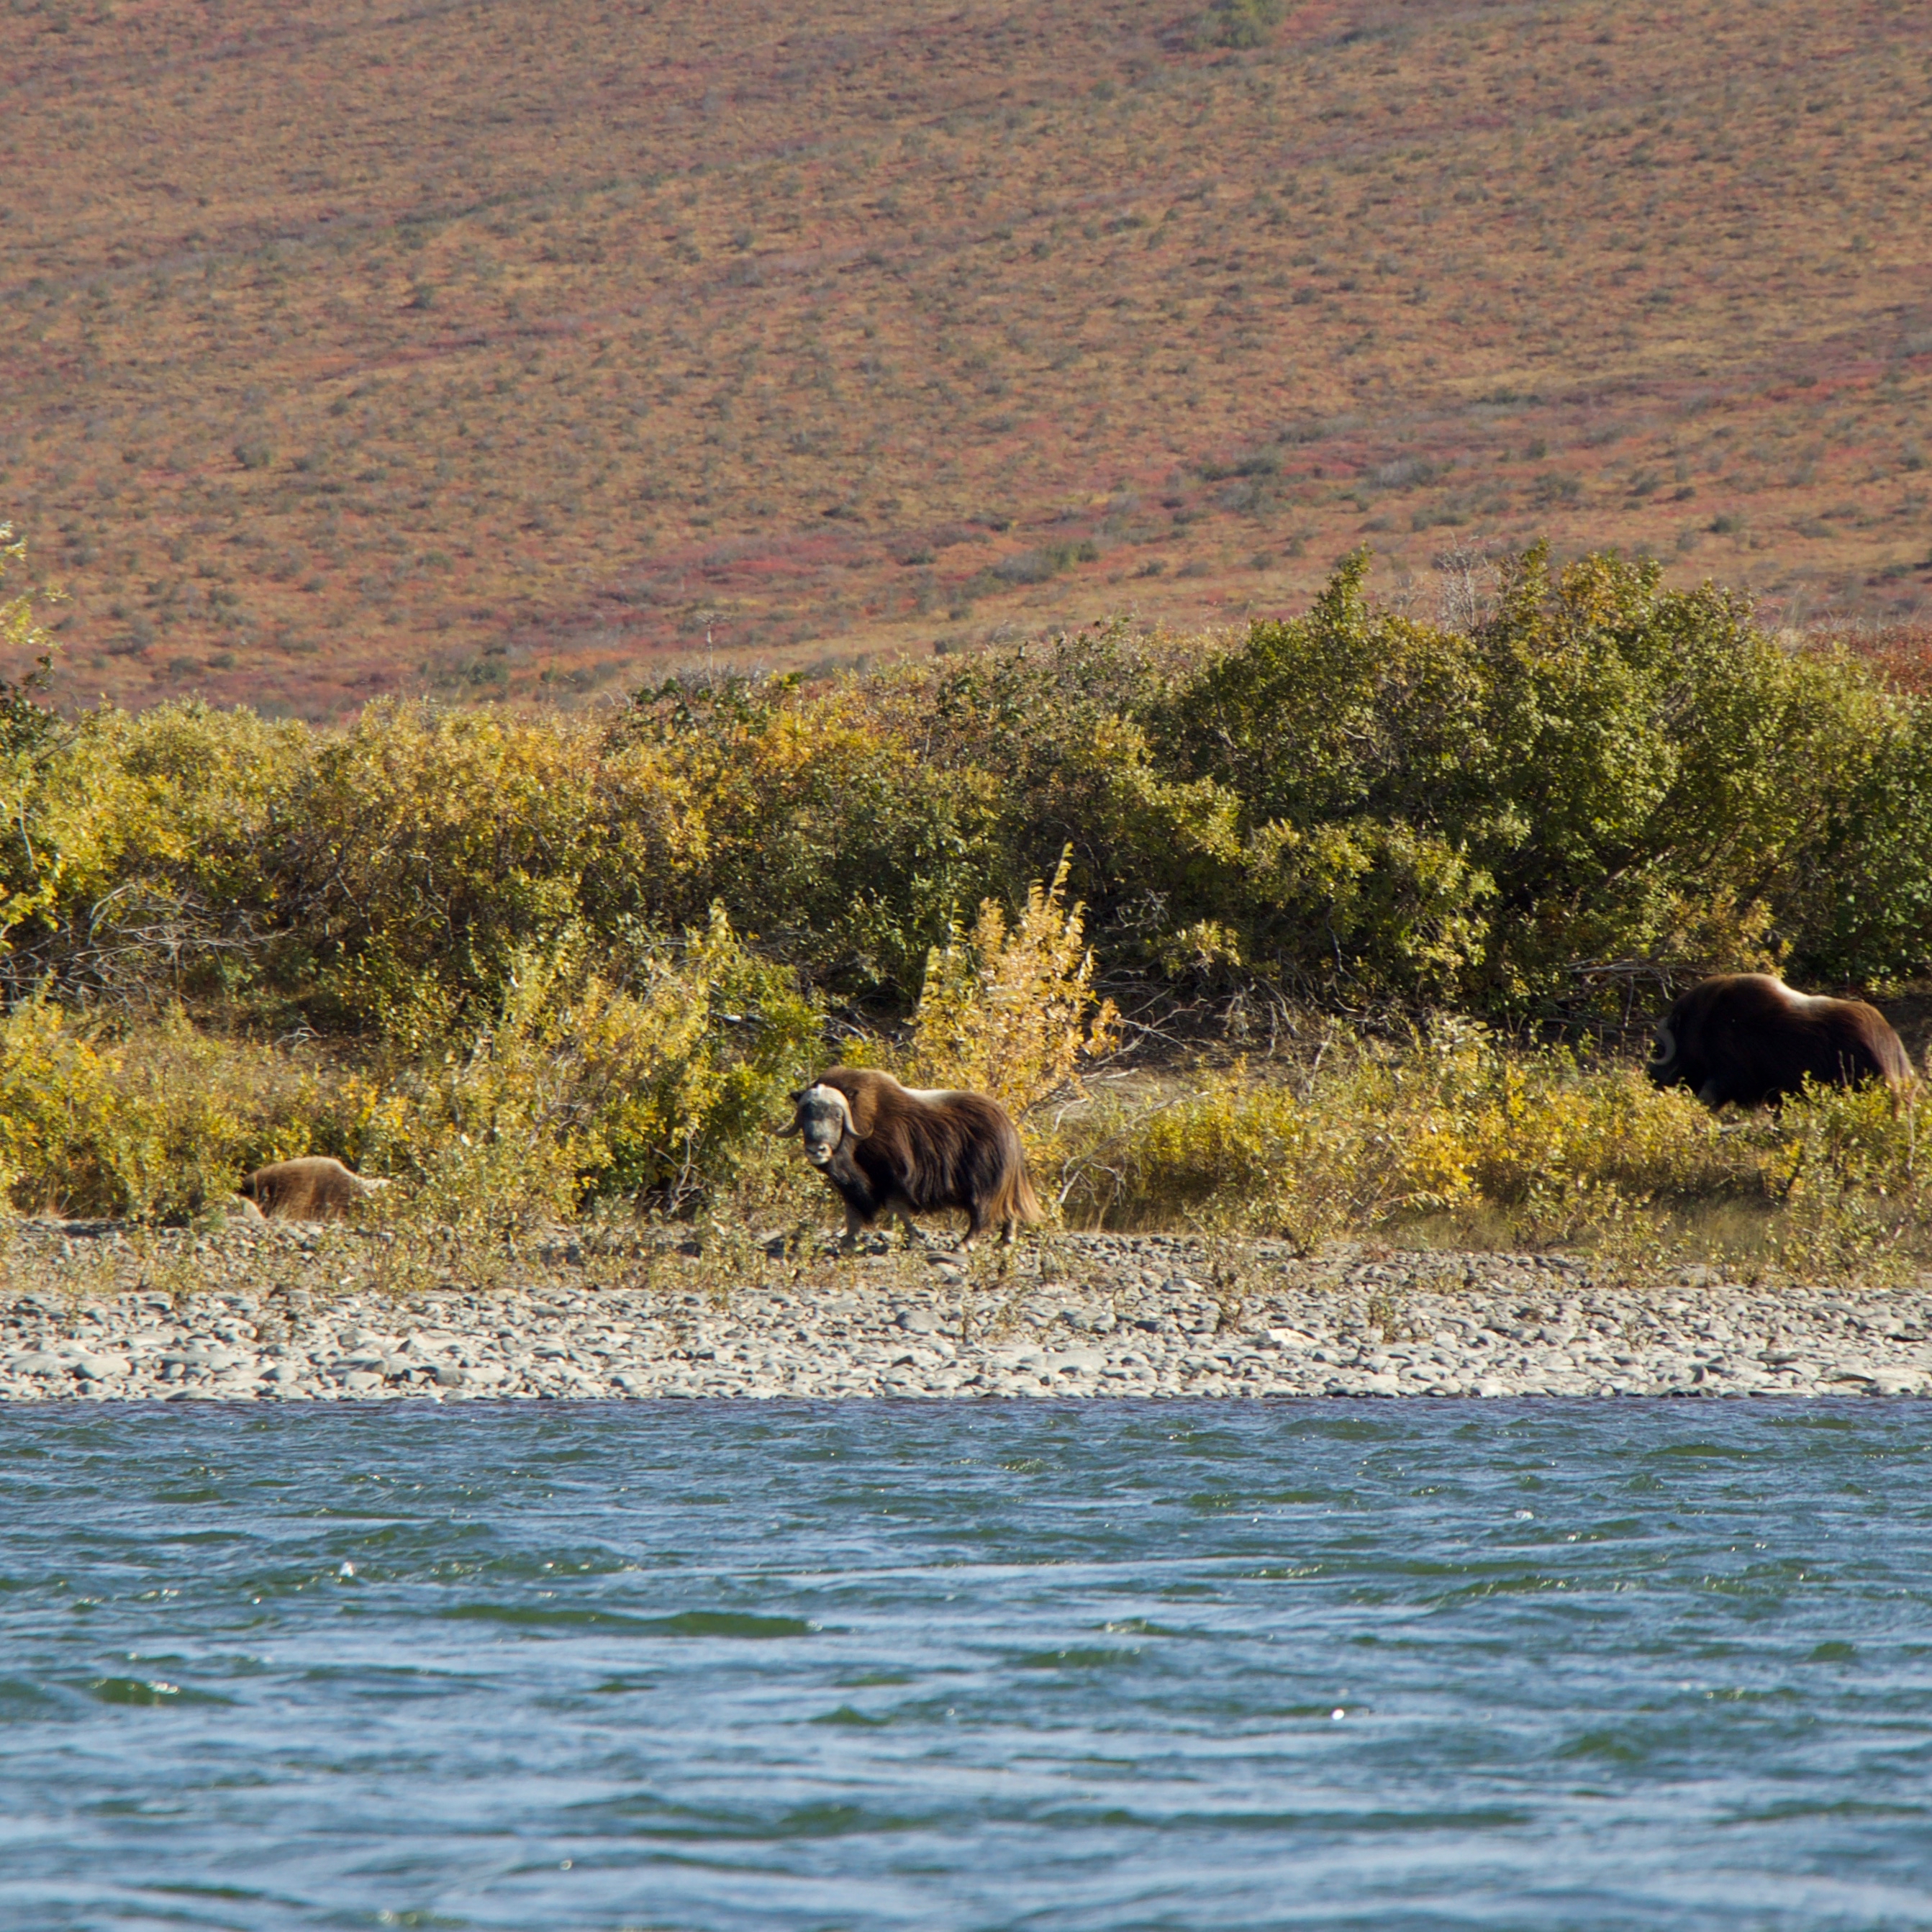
0, 541, 1928, 1270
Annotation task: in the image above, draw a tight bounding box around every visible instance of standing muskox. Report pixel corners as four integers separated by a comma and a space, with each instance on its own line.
779, 1067, 1042, 1246
1647, 974, 1915, 1110
238, 1156, 390, 1220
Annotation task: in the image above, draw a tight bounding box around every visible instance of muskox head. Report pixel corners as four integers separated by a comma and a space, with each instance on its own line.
1646, 994, 1722, 1102
1646, 1010, 1687, 1089
781, 1082, 856, 1170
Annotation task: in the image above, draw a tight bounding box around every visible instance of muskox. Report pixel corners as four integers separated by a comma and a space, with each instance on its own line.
1646, 974, 1915, 1110
779, 1067, 1042, 1246
238, 1156, 390, 1221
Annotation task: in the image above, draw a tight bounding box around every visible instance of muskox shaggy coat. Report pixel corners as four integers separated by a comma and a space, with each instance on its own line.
781, 1067, 1042, 1246
1647, 974, 1915, 1110
238, 1156, 390, 1221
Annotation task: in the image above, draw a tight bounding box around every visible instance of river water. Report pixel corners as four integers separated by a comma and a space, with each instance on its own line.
4, 1400, 1931, 1930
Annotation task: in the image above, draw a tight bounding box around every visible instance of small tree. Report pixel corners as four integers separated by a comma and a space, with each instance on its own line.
0, 527, 67, 973
911, 851, 1119, 1116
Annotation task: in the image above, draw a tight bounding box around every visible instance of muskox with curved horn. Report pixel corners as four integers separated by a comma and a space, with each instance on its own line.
779, 1067, 1043, 1247
1646, 974, 1915, 1110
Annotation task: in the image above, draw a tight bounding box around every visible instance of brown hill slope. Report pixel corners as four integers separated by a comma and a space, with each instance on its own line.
2, 0, 1928, 717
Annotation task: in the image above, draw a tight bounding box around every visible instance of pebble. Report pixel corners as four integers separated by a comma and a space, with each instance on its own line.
0, 1223, 1929, 1402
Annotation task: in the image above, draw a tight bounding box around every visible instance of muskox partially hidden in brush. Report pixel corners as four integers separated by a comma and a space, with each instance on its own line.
238, 1156, 390, 1221
779, 1067, 1042, 1247
1646, 974, 1915, 1110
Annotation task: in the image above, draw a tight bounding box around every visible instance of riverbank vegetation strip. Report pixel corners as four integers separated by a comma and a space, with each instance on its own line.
1, 537, 1931, 1281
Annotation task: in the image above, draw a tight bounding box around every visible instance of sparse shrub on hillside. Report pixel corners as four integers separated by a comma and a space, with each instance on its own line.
11, 0, 1928, 712
991, 540, 1099, 586
1203, 0, 1282, 49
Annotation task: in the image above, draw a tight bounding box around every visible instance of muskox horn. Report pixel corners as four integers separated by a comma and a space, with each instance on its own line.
1648, 1019, 1674, 1065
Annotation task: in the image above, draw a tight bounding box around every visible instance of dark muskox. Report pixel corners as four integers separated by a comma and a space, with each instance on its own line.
1646, 973, 1915, 1110
779, 1066, 1042, 1246
238, 1156, 390, 1221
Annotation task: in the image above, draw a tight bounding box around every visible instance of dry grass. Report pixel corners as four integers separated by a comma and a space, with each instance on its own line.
1046, 1035, 1932, 1287
2, 1002, 1929, 1292
1, 0, 1927, 719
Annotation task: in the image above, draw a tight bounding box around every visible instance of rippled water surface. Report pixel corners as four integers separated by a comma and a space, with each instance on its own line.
6, 1401, 1932, 1930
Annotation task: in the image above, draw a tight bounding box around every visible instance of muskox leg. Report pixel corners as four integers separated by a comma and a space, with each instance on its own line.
890, 1202, 927, 1250
959, 1199, 989, 1251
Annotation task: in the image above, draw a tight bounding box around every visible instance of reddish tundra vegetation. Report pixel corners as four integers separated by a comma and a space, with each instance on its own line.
1, 0, 1929, 719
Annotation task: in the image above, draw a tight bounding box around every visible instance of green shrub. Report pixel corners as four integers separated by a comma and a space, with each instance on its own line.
9, 545, 1928, 1032
1, 531, 1929, 1268
1205, 0, 1282, 48
1161, 545, 1922, 1008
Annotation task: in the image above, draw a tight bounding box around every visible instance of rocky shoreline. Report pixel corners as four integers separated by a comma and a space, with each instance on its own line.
3, 1219, 1931, 1400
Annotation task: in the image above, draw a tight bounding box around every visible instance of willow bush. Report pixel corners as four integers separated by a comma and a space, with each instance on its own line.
1161, 545, 1927, 1007
0, 998, 328, 1220
0, 530, 1928, 1258
1053, 1036, 1931, 1279
5, 539, 1930, 1028
0, 903, 818, 1225
910, 854, 1120, 1117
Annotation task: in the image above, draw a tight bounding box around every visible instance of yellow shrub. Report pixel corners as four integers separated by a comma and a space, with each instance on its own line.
0, 999, 319, 1219
1423, 1038, 1746, 1206
0, 896, 818, 1229
910, 853, 1119, 1116
1056, 1056, 1434, 1248
296, 701, 706, 1037
1052, 1028, 1822, 1256
1764, 1080, 1924, 1199
369, 907, 822, 1231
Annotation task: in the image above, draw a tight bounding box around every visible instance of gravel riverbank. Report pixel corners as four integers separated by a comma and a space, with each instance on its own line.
4, 1220, 1931, 1400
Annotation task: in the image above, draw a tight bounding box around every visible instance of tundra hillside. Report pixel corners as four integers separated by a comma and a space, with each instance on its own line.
2, 537, 1931, 1282
1, 0, 1928, 717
